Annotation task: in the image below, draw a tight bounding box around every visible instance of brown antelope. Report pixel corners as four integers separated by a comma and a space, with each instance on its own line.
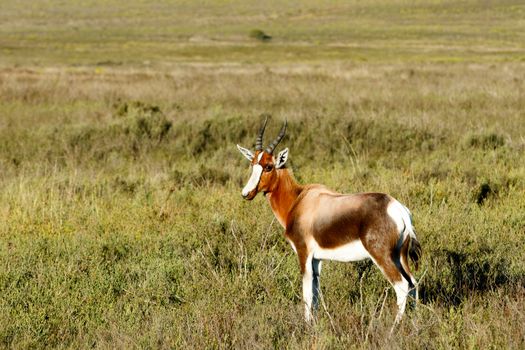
236, 118, 422, 326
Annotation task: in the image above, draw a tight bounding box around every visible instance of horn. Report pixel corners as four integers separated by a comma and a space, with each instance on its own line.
265, 120, 287, 154
255, 115, 269, 151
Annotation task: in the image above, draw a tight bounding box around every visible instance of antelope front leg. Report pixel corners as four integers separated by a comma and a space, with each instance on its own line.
302, 254, 322, 322
302, 254, 314, 322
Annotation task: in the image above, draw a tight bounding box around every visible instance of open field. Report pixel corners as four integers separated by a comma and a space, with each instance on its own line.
2, 0, 525, 66
1, 0, 525, 348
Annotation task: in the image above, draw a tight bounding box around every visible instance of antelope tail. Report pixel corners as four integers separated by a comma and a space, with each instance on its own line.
408, 234, 422, 271
390, 199, 422, 271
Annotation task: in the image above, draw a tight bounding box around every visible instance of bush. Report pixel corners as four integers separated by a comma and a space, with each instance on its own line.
249, 29, 272, 42
114, 100, 172, 144
420, 247, 516, 306
464, 132, 505, 150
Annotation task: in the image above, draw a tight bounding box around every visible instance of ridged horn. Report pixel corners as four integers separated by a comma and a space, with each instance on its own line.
265, 120, 287, 154
255, 115, 269, 151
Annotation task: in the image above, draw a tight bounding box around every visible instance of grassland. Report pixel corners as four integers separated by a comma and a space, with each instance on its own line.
2, 0, 525, 66
1, 0, 525, 349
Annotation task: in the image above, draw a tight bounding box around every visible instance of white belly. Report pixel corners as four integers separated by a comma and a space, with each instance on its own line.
312, 239, 370, 262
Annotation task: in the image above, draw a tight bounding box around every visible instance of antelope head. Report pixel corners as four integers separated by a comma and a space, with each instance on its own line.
237, 117, 289, 200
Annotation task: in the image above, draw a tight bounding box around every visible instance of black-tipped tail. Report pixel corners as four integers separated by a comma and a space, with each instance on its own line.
408, 236, 422, 271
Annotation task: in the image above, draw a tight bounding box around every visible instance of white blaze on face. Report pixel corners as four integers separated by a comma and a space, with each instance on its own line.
242, 153, 264, 197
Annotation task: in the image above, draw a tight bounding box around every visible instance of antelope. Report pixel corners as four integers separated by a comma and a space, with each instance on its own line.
236, 118, 422, 327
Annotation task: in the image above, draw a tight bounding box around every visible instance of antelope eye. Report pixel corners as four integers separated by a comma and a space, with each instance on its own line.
265, 164, 274, 172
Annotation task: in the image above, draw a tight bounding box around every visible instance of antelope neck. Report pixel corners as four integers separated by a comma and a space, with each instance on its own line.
266, 169, 303, 228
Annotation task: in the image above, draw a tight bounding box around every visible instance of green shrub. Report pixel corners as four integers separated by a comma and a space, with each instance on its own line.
115, 100, 172, 144
249, 29, 272, 42
464, 132, 505, 150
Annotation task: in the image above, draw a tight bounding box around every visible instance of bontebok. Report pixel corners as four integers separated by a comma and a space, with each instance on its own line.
236, 118, 422, 326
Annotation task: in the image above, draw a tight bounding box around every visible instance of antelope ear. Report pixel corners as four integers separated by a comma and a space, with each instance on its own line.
237, 144, 254, 161
275, 148, 289, 169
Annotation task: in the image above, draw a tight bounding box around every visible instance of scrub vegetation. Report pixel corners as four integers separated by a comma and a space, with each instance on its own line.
1, 0, 524, 348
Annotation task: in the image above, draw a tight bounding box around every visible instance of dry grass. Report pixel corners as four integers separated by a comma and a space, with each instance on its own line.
1, 61, 524, 349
